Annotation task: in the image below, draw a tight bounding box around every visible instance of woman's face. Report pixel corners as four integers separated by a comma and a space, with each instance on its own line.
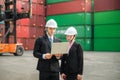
66, 35, 75, 42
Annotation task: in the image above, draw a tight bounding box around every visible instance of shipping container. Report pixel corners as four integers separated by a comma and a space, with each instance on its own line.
10, 1, 30, 13
36, 4, 45, 16
94, 38, 120, 51
36, 27, 44, 38
55, 25, 91, 38
17, 26, 30, 38
17, 38, 26, 48
36, 15, 45, 27
47, 0, 91, 15
25, 38, 35, 50
30, 15, 36, 27
20, 0, 45, 4
32, 3, 37, 15
94, 24, 120, 38
47, 12, 91, 26
32, 0, 38, 3
32, 3, 44, 15
46, 0, 72, 4
76, 38, 92, 51
84, 38, 92, 51
94, 0, 120, 12
17, 15, 45, 27
37, 0, 45, 4
20, 18, 30, 26
29, 27, 37, 38
94, 10, 120, 25
75, 39, 85, 50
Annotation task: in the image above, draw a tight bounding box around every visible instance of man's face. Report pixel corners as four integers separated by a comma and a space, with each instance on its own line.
47, 27, 56, 36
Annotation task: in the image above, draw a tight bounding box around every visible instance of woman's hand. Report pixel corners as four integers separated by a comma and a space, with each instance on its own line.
77, 74, 82, 80
61, 73, 67, 80
54, 53, 63, 59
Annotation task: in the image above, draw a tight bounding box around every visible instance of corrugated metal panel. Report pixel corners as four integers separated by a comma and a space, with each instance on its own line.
94, 0, 120, 12
16, 26, 30, 38
94, 10, 120, 25
84, 39, 92, 51
29, 27, 37, 38
36, 27, 44, 38
36, 4, 45, 16
76, 38, 92, 51
47, 0, 91, 15
46, 0, 72, 4
94, 24, 120, 38
38, 0, 45, 4
16, 15, 45, 27
94, 38, 120, 51
20, 18, 30, 26
47, 13, 91, 26
32, 3, 44, 15
76, 39, 85, 50
30, 15, 36, 27
25, 38, 35, 50
36, 16, 45, 27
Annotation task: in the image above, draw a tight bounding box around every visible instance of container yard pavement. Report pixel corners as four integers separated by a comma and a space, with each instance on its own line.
0, 51, 120, 80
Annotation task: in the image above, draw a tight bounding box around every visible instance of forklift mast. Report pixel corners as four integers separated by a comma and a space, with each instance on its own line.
0, 0, 32, 43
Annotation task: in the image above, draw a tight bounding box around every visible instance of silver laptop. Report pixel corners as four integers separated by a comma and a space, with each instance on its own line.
51, 42, 69, 54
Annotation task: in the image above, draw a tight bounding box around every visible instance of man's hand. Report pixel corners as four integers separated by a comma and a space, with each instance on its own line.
45, 53, 53, 59
77, 74, 82, 80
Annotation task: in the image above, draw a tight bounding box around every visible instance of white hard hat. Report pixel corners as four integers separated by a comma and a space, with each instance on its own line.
45, 19, 58, 28
64, 27, 77, 35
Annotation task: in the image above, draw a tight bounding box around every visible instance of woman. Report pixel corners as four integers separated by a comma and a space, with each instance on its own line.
60, 27, 83, 80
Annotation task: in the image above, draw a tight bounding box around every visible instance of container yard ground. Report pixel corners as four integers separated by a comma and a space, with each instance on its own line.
0, 51, 120, 80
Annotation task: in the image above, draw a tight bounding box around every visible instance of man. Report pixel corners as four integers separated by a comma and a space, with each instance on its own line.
33, 19, 62, 80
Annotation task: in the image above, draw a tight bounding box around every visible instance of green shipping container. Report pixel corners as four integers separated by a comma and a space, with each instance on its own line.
76, 38, 92, 51
47, 13, 91, 26
55, 25, 91, 38
94, 24, 120, 38
94, 38, 120, 51
94, 10, 120, 25
85, 39, 92, 51
76, 39, 85, 50
46, 0, 71, 4
59, 38, 92, 51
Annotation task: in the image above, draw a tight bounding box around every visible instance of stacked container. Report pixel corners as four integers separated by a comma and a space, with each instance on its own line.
46, 0, 92, 51
0, 0, 45, 50
94, 0, 120, 51
0, 1, 5, 42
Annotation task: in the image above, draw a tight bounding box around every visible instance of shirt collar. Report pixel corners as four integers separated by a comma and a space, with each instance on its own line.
69, 40, 75, 46
47, 32, 54, 40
